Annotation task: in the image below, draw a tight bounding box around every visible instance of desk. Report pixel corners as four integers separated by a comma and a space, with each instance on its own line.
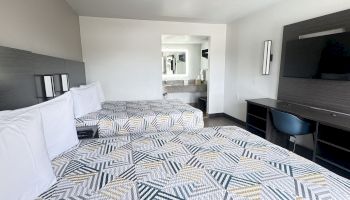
246, 98, 350, 179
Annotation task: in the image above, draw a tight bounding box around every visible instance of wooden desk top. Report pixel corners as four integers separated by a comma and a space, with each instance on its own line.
246, 98, 350, 131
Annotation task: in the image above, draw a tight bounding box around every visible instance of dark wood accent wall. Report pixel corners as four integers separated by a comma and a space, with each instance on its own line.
0, 46, 86, 110
278, 9, 350, 114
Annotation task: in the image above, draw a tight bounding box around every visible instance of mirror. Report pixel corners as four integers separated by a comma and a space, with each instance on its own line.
161, 35, 209, 82
162, 50, 188, 75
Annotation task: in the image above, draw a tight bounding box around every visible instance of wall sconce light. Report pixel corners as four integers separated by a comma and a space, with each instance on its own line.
60, 74, 70, 92
262, 40, 272, 75
43, 75, 55, 98
35, 73, 69, 101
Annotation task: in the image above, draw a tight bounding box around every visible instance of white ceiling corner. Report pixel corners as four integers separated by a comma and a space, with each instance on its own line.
65, 0, 285, 24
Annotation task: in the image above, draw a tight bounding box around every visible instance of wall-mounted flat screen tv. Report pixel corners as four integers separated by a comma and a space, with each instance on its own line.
283, 32, 350, 81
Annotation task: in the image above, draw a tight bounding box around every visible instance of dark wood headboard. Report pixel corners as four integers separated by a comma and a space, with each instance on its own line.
0, 46, 86, 110
278, 9, 350, 114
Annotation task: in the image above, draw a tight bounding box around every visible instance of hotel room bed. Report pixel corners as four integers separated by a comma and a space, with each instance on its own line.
75, 99, 204, 137
38, 126, 350, 200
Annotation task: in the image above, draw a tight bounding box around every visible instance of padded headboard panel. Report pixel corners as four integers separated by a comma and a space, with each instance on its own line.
0, 46, 86, 110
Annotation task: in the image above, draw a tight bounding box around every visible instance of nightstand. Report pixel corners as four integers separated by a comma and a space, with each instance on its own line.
77, 126, 99, 139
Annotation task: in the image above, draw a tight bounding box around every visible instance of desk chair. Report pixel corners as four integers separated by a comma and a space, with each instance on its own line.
270, 109, 315, 152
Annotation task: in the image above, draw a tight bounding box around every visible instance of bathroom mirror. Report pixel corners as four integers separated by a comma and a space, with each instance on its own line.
161, 34, 210, 82
162, 50, 188, 76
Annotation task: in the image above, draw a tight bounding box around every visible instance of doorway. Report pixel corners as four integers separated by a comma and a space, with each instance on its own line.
161, 34, 210, 115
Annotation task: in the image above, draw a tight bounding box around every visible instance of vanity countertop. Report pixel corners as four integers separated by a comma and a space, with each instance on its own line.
163, 84, 207, 93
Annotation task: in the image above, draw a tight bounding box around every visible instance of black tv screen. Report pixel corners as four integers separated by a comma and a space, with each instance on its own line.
283, 32, 350, 81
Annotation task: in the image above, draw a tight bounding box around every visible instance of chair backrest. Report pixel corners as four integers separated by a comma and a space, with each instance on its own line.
270, 109, 312, 135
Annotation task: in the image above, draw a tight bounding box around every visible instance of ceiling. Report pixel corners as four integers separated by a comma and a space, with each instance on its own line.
66, 0, 285, 23
162, 35, 209, 44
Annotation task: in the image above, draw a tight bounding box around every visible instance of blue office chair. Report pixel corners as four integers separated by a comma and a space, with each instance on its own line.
270, 109, 314, 152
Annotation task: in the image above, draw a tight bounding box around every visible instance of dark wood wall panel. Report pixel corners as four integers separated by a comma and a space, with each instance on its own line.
0, 46, 86, 110
278, 9, 350, 114
64, 60, 86, 87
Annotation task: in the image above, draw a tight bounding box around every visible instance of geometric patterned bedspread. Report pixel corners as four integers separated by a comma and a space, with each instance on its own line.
75, 99, 204, 138
38, 126, 350, 200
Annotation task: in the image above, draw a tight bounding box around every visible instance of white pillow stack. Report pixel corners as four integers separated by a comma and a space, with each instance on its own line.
86, 82, 105, 103
95, 82, 105, 102
0, 81, 106, 199
0, 91, 81, 199
71, 82, 104, 118
32, 92, 79, 159
0, 92, 79, 160
0, 109, 57, 200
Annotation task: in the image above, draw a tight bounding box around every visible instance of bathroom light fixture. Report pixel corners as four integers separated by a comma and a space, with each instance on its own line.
262, 40, 272, 75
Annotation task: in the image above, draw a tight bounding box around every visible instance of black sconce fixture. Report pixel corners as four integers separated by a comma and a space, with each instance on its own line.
59, 73, 70, 92
42, 75, 55, 98
35, 73, 70, 101
262, 40, 272, 75
53, 73, 70, 93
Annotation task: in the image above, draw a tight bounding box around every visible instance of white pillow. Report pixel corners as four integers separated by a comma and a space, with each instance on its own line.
0, 110, 10, 117
37, 92, 79, 159
96, 82, 105, 102
0, 92, 79, 160
80, 82, 105, 103
71, 84, 102, 118
0, 109, 56, 200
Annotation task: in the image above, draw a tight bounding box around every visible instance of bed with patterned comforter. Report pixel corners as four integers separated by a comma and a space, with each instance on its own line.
75, 99, 204, 137
38, 126, 349, 200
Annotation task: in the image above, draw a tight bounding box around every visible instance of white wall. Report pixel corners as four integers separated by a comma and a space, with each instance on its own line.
224, 0, 350, 149
225, 0, 350, 121
0, 0, 82, 61
162, 43, 202, 81
80, 17, 226, 114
